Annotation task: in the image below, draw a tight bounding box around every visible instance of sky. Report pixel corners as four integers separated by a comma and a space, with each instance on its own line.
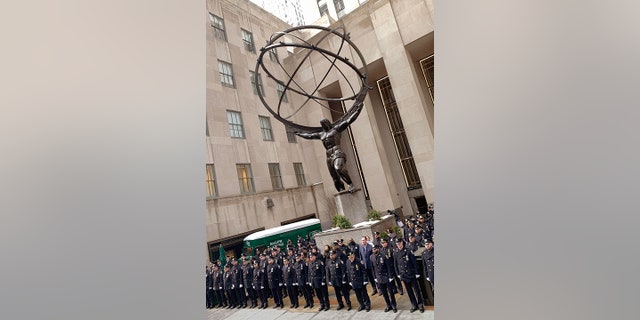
249, 0, 321, 25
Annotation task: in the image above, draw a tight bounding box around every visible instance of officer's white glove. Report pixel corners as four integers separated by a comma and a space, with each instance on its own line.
279, 283, 283, 287
374, 279, 378, 283
239, 284, 243, 288
349, 282, 352, 286
363, 281, 368, 285
321, 282, 325, 286
389, 278, 393, 282
342, 281, 346, 284
397, 275, 401, 279
232, 285, 235, 289
328, 282, 332, 286
293, 283, 298, 286
426, 277, 431, 282
415, 275, 420, 279
261, 285, 264, 289
208, 287, 212, 289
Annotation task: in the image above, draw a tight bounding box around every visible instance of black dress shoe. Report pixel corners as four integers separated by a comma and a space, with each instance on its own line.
366, 305, 370, 312
384, 307, 391, 312
358, 306, 364, 311
347, 305, 352, 311
324, 305, 330, 311
420, 306, 425, 313
318, 306, 324, 312
410, 306, 418, 313
393, 307, 397, 313
337, 305, 344, 310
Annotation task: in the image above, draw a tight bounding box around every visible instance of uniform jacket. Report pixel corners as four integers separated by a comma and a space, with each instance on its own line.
294, 260, 308, 285
231, 264, 244, 288
307, 259, 326, 288
421, 247, 434, 285
370, 252, 394, 284
242, 264, 253, 289
213, 269, 223, 290
223, 270, 233, 290
282, 263, 296, 287
206, 269, 214, 289
326, 257, 347, 286
252, 266, 265, 290
266, 262, 283, 289
394, 247, 419, 282
346, 258, 367, 289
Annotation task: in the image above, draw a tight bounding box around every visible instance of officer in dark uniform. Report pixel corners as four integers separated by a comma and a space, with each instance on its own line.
394, 239, 424, 313
308, 252, 330, 311
231, 259, 247, 308
242, 258, 257, 308
346, 251, 371, 311
222, 264, 236, 308
407, 234, 420, 252
370, 244, 397, 312
206, 265, 214, 308
212, 264, 226, 308
294, 253, 314, 308
282, 258, 299, 308
380, 238, 403, 295
251, 260, 268, 309
372, 232, 382, 247
421, 239, 434, 290
266, 255, 284, 308
326, 250, 352, 310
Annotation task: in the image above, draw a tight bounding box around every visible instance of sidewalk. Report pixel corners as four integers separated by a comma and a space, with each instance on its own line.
207, 287, 434, 320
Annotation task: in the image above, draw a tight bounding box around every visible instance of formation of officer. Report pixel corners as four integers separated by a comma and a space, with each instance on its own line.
206, 205, 435, 312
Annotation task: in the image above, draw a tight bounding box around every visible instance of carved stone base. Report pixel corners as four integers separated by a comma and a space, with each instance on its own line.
334, 188, 367, 225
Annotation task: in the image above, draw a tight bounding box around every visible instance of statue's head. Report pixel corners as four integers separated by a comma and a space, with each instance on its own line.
320, 118, 331, 131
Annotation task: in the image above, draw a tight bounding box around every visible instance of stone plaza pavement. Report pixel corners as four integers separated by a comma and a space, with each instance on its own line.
206, 287, 434, 320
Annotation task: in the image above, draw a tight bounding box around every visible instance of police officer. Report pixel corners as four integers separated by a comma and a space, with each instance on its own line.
308, 252, 329, 311
370, 244, 397, 313
251, 260, 268, 309
407, 234, 420, 252
294, 253, 314, 308
206, 265, 214, 309
282, 258, 299, 308
421, 239, 434, 290
380, 238, 403, 295
222, 264, 236, 308
394, 239, 424, 313
212, 264, 226, 308
372, 231, 382, 247
346, 251, 371, 311
326, 250, 352, 310
231, 259, 247, 308
242, 258, 257, 308
266, 255, 284, 308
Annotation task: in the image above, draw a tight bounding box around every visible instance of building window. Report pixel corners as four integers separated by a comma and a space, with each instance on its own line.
317, 0, 329, 16
250, 71, 265, 96
206, 163, 218, 198
268, 163, 283, 190
259, 116, 273, 141
293, 162, 306, 187
241, 29, 255, 53
218, 60, 235, 88
269, 48, 278, 62
285, 126, 297, 143
227, 110, 245, 138
420, 55, 434, 103
236, 164, 255, 194
276, 83, 288, 103
209, 13, 227, 41
377, 77, 422, 189
333, 0, 346, 17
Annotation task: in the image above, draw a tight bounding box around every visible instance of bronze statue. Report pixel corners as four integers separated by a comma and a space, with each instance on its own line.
295, 101, 364, 192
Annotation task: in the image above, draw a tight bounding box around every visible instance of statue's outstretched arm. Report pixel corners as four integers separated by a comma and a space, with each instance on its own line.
335, 100, 364, 132
295, 131, 321, 140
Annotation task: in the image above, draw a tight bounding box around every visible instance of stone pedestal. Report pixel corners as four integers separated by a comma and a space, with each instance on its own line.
334, 188, 368, 225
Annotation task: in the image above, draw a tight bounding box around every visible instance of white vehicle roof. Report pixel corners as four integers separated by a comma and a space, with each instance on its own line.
243, 218, 320, 241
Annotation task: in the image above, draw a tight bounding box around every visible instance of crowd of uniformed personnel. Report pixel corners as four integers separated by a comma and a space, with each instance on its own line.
206, 207, 435, 314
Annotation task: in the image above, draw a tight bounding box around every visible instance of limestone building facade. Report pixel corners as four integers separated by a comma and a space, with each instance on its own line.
205, 0, 434, 261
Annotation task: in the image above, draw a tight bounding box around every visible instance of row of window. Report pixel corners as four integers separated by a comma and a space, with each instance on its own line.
206, 162, 307, 198
209, 12, 279, 61
217, 60, 288, 102
224, 110, 297, 143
